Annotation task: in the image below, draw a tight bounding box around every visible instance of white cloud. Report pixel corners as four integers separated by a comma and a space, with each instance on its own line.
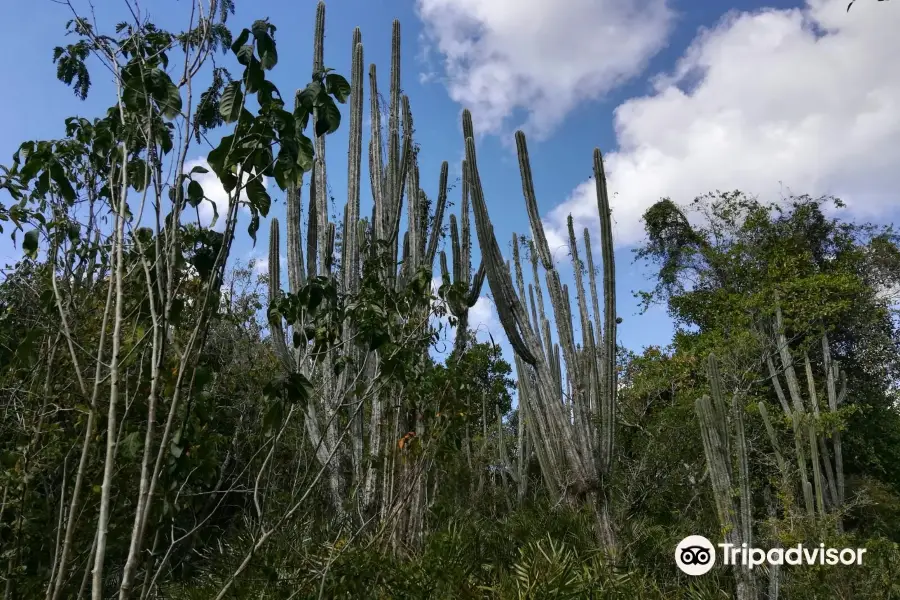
468, 295, 504, 343
416, 0, 673, 138
550, 0, 900, 247
252, 257, 270, 275
183, 158, 268, 230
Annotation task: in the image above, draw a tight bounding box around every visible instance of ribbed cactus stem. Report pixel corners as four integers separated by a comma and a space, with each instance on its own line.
733, 394, 752, 550
822, 334, 845, 506
463, 135, 535, 364
368, 64, 385, 241
424, 162, 448, 267
594, 148, 617, 474
306, 163, 319, 281
765, 350, 814, 513
450, 215, 461, 281
807, 414, 825, 515
312, 2, 329, 275
583, 228, 602, 349
267, 218, 292, 370
792, 411, 816, 516
325, 222, 335, 273
312, 1, 325, 74
512, 233, 527, 304
515, 131, 583, 412
460, 159, 471, 282
386, 20, 401, 238
696, 394, 740, 543
567, 216, 591, 351
344, 29, 364, 293
418, 190, 428, 263
699, 355, 755, 600
774, 300, 806, 414
805, 352, 838, 508
406, 132, 420, 269
708, 353, 730, 458
758, 402, 789, 485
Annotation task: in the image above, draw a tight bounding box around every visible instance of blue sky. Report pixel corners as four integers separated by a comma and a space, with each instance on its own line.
1, 0, 899, 362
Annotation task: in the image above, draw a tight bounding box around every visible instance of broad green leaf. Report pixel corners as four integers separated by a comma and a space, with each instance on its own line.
262, 399, 284, 437
169, 441, 184, 459
297, 83, 321, 111
293, 104, 311, 132
231, 28, 250, 54
235, 44, 254, 66
253, 32, 277, 70
23, 229, 39, 259
284, 373, 312, 403
315, 96, 341, 137
219, 81, 244, 123
206, 134, 233, 176
50, 162, 76, 202
187, 180, 204, 207
297, 133, 314, 172
248, 210, 260, 245
148, 68, 182, 119
325, 73, 351, 103
206, 198, 220, 229
190, 165, 209, 175
244, 55, 264, 92
245, 176, 270, 217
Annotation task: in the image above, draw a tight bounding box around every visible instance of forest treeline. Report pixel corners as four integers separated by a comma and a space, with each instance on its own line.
1, 1, 900, 598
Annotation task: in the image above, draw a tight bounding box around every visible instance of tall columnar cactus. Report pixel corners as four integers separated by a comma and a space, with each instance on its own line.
439, 158, 486, 356
266, 3, 446, 541
696, 354, 755, 600
461, 109, 618, 552
762, 300, 847, 523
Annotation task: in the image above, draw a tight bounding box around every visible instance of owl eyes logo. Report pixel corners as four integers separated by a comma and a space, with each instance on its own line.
680, 546, 712, 565
675, 535, 716, 575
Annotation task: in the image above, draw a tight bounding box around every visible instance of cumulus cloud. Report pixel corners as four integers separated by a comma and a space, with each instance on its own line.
183, 158, 268, 230
416, 0, 673, 138
549, 0, 900, 247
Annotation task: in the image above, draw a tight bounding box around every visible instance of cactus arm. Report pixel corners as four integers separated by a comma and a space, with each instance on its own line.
805, 352, 838, 507
312, 2, 330, 275
583, 228, 602, 348
467, 262, 486, 307
823, 335, 845, 506
425, 162, 449, 268
368, 64, 386, 241
463, 135, 536, 365
267, 219, 293, 371
344, 30, 364, 293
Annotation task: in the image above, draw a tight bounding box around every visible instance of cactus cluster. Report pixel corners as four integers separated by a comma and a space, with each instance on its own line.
262, 0, 624, 555
266, 3, 447, 543
460, 110, 619, 551
696, 354, 755, 599
761, 301, 847, 520
696, 306, 848, 599
438, 157, 486, 356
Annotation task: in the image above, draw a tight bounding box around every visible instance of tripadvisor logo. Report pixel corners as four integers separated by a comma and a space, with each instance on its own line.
675, 535, 868, 575
675, 535, 716, 575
